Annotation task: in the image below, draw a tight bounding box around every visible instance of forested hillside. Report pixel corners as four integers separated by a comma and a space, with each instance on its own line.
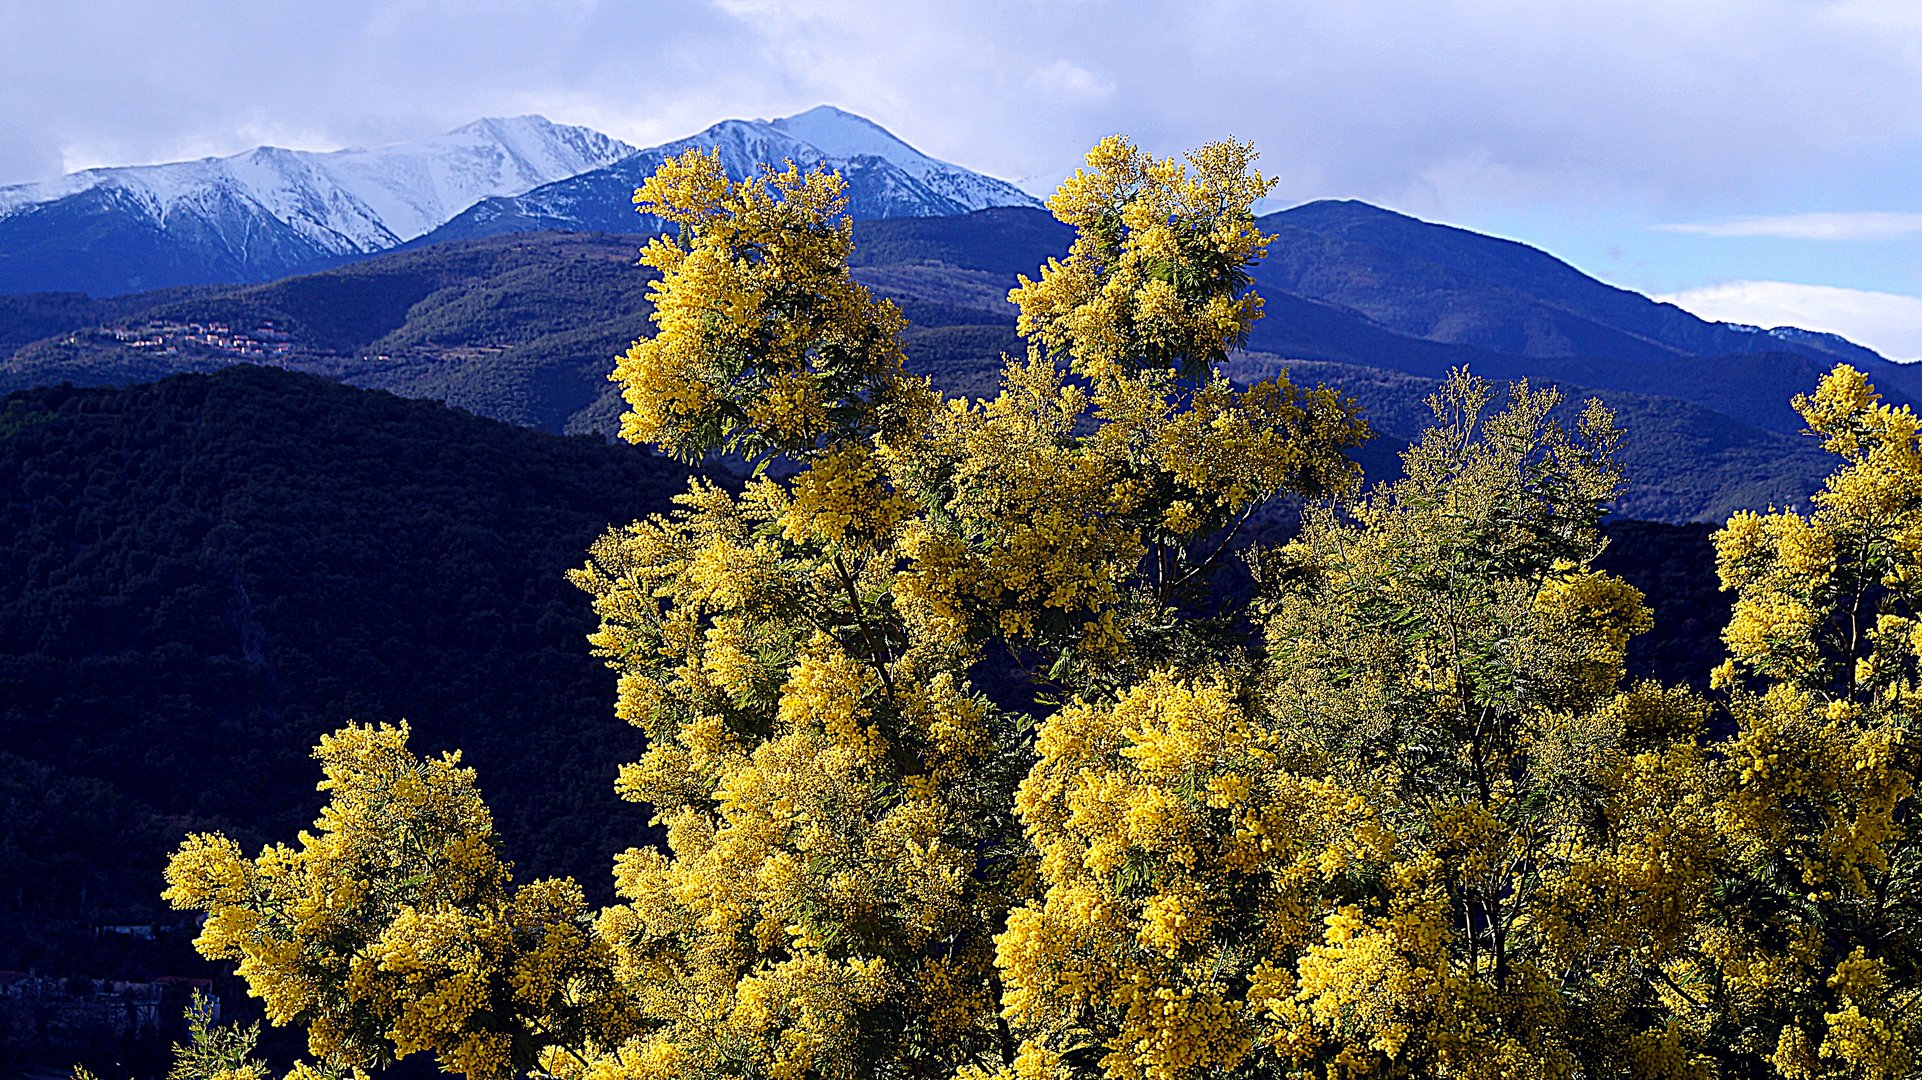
0, 206, 1890, 523
0, 367, 693, 990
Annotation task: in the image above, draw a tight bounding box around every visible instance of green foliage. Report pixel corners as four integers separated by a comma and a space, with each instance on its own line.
1001, 371, 1659, 1078
164, 992, 270, 1080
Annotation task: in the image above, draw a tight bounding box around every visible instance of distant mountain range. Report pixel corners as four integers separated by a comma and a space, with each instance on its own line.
5, 198, 1912, 523
1254, 201, 1882, 370
1237, 200, 1903, 434
0, 107, 1038, 296
0, 116, 637, 295
4, 105, 1915, 522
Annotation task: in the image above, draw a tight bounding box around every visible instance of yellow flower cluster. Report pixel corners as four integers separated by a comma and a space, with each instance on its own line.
611, 148, 936, 468
1010, 136, 1274, 382
998, 674, 1391, 1079
565, 412, 1041, 1075
163, 723, 634, 1079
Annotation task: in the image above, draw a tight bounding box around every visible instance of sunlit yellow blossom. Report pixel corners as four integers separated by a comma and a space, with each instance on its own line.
158, 139, 1922, 1080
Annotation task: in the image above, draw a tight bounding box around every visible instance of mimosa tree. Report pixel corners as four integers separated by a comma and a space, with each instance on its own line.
161, 135, 1922, 1080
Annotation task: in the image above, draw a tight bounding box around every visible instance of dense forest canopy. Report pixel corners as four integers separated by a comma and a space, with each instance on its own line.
0, 368, 695, 993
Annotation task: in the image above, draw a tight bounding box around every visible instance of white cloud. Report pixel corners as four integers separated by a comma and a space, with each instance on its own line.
1831, 0, 1922, 33
1028, 60, 1117, 103
3, 0, 1920, 208
1016, 163, 1080, 200
1657, 281, 1922, 362
1658, 212, 1922, 240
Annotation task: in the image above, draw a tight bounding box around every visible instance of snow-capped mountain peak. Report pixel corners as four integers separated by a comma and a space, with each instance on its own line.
299, 116, 636, 246
0, 116, 636, 267
422, 106, 1041, 246
0, 107, 1032, 296
768, 105, 1034, 214
769, 105, 933, 169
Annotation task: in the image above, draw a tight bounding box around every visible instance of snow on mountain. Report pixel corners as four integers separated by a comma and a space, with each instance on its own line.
769, 106, 919, 162
425, 107, 1039, 244
650, 118, 839, 183
0, 107, 1037, 295
315, 117, 636, 244
1722, 321, 1886, 368
768, 105, 1035, 213
0, 117, 634, 257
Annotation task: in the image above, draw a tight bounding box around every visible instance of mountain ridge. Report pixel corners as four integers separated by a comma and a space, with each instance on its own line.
0, 115, 638, 246
0, 211, 1894, 523
0, 107, 1040, 297
1259, 199, 1887, 371
421, 106, 1039, 245
0, 116, 637, 295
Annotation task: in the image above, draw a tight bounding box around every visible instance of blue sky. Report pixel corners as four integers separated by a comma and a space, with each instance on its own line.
3, 0, 1919, 358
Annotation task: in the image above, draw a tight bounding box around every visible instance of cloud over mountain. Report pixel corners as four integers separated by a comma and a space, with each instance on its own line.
1659, 280, 1922, 363
1658, 212, 1922, 241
